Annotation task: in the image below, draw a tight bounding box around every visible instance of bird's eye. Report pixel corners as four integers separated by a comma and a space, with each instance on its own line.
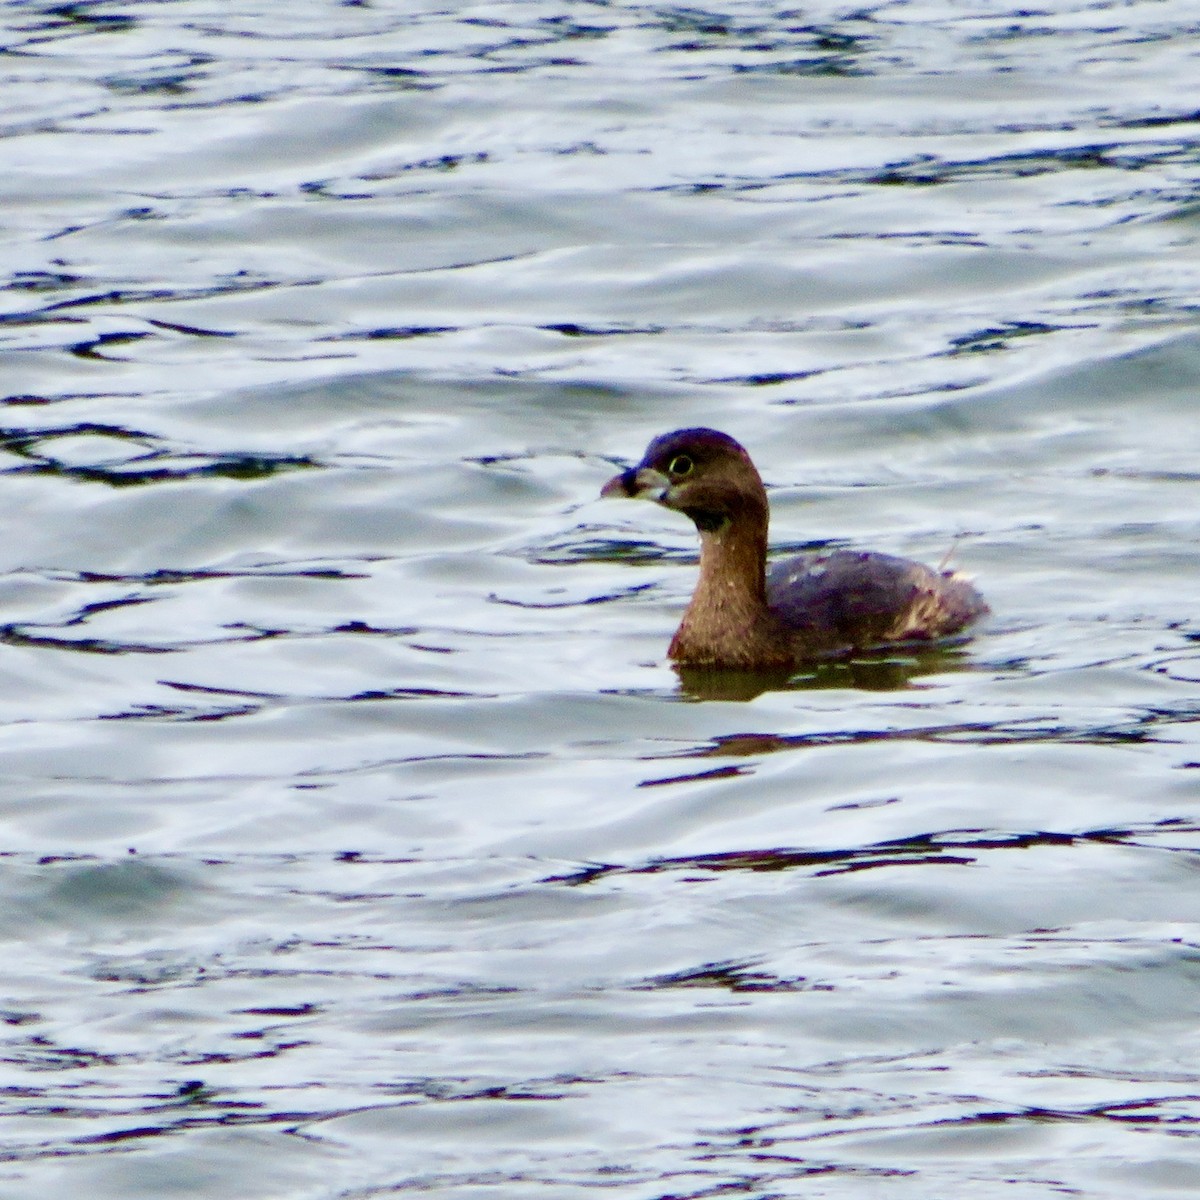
667, 454, 694, 477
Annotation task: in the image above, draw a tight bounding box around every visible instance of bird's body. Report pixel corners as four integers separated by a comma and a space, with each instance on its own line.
602, 427, 986, 670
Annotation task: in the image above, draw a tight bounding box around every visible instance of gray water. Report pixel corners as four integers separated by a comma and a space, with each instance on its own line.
2, 1, 1199, 1196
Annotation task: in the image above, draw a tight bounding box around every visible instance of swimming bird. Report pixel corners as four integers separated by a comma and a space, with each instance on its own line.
601, 427, 986, 669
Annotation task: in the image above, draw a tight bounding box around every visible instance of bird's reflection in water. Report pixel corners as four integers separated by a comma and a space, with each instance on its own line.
675, 644, 976, 702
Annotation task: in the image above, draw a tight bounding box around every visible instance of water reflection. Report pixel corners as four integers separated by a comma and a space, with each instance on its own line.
0, 420, 320, 485
547, 819, 1200, 887
676, 644, 976, 701
656, 703, 1183, 764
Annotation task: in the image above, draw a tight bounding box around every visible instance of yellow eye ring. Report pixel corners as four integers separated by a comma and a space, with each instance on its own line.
667, 454, 694, 476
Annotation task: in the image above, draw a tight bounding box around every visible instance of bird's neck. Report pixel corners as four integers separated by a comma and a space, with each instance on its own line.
694, 515, 769, 610
670, 506, 790, 668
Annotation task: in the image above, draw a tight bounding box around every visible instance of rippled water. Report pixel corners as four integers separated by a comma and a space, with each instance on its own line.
2, 1, 1199, 1196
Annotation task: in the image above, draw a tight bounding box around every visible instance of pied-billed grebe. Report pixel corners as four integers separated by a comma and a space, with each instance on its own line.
601, 427, 987, 669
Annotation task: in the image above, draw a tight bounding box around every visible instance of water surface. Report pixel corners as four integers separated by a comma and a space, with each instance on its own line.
1, 1, 1199, 1196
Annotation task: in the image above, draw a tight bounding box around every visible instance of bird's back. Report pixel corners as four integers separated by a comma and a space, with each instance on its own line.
766, 549, 987, 656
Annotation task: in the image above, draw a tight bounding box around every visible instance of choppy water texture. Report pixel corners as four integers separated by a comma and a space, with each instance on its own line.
1, 1, 1199, 1196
